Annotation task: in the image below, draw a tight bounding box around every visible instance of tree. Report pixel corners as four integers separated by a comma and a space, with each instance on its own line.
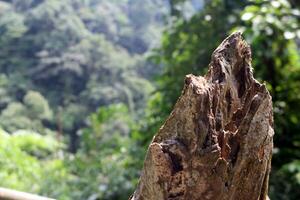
0, 90, 53, 133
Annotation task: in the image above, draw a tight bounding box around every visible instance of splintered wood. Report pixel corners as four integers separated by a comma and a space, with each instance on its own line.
130, 32, 274, 200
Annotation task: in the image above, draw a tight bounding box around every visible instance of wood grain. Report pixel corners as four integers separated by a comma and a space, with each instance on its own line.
130, 32, 274, 200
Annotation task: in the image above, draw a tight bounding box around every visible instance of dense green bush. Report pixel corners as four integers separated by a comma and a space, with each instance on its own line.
0, 129, 70, 198
0, 104, 144, 200
68, 104, 142, 200
0, 90, 53, 133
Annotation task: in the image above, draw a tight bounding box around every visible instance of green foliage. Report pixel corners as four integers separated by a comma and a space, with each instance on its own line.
0, 74, 11, 109
0, 129, 70, 199
269, 159, 300, 200
24, 90, 53, 120
66, 104, 143, 200
0, 91, 53, 133
0, 0, 162, 147
0, 0, 164, 198
0, 9, 26, 41
238, 1, 300, 198
0, 103, 144, 200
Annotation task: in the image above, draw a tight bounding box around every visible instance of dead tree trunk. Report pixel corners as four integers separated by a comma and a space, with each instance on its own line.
130, 32, 274, 200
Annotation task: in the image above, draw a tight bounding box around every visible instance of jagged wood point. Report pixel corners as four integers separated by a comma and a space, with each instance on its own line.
130, 32, 274, 200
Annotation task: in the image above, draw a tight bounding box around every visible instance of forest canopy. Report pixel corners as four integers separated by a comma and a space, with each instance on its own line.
0, 0, 299, 200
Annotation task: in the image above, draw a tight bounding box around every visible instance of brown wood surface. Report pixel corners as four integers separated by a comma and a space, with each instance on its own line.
130, 32, 274, 200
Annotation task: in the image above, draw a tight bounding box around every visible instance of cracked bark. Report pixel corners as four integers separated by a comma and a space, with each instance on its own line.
130, 32, 274, 200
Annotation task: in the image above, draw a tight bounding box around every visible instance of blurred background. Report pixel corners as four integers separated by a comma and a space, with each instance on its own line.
0, 0, 299, 199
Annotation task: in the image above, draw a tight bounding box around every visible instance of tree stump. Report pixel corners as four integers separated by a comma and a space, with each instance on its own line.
130, 32, 274, 200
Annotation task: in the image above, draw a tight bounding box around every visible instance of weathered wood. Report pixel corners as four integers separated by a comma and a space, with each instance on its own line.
130, 32, 274, 200
0, 187, 55, 200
